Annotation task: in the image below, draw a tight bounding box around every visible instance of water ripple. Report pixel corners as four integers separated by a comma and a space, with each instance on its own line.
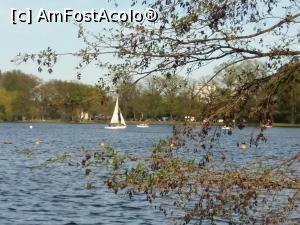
0, 123, 299, 225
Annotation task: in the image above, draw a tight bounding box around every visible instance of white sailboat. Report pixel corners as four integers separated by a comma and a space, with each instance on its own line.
104, 97, 127, 129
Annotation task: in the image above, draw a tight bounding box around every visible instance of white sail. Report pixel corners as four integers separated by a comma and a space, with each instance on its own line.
120, 110, 126, 125
110, 97, 119, 124
105, 96, 126, 129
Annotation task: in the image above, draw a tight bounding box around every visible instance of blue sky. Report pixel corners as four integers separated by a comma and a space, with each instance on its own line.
0, 1, 296, 85
0, 0, 225, 85
0, 0, 131, 84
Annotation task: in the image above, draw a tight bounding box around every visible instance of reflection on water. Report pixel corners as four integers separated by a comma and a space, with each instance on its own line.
0, 123, 299, 225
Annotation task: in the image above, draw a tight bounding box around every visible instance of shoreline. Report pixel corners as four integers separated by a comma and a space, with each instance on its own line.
1, 120, 300, 127
272, 123, 300, 128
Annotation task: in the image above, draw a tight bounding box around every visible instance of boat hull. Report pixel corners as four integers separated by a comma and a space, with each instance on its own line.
221, 126, 231, 130
104, 126, 127, 129
137, 124, 149, 128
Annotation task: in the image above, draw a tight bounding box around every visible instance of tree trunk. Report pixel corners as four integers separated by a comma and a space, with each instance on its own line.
291, 87, 295, 124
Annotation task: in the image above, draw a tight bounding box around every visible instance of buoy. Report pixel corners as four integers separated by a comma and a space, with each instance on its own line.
241, 143, 247, 150
29, 125, 33, 129
35, 140, 40, 145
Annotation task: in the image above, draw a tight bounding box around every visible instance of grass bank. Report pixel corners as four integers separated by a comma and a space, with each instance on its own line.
272, 123, 300, 128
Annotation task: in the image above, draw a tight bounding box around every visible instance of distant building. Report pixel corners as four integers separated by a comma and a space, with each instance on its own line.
185, 115, 196, 122
80, 112, 90, 121
162, 116, 169, 121
194, 81, 217, 101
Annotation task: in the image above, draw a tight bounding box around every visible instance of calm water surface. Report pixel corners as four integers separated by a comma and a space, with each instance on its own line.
0, 123, 299, 225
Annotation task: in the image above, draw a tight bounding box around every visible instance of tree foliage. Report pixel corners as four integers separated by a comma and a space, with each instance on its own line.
1, 65, 300, 123
13, 0, 300, 85
7, 1, 300, 223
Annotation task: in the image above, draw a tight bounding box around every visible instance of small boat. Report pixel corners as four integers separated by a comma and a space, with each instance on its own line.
104, 97, 127, 129
221, 126, 231, 130
261, 119, 272, 128
4, 140, 13, 144
137, 123, 149, 128
136, 113, 149, 128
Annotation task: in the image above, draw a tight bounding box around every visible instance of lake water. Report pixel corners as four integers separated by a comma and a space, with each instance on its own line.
0, 123, 299, 225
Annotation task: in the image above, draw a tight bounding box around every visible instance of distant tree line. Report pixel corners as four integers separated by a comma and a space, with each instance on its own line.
0, 60, 299, 123
0, 70, 107, 122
